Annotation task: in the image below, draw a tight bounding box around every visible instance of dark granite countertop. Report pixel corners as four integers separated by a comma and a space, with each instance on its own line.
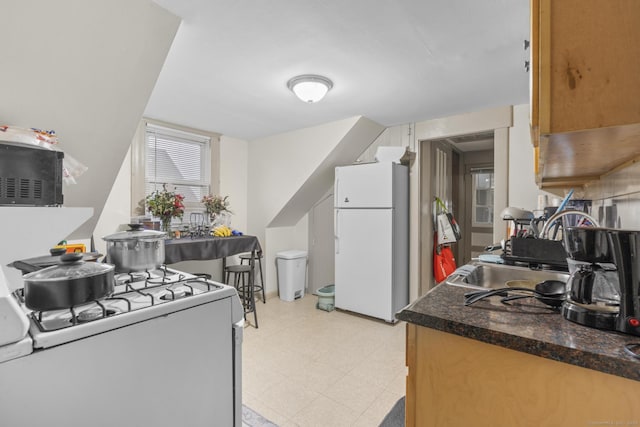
396, 283, 640, 382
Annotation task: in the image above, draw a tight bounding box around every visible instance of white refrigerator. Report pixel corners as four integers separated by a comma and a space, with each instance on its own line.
334, 162, 409, 322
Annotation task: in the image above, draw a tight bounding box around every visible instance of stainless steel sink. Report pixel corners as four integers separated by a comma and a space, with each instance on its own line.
446, 261, 569, 290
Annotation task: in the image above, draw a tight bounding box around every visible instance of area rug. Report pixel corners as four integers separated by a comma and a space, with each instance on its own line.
242, 404, 278, 427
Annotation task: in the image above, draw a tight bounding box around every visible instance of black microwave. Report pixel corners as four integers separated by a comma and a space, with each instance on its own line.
0, 140, 64, 206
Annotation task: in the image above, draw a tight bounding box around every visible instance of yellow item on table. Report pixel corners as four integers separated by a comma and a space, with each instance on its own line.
212, 225, 232, 237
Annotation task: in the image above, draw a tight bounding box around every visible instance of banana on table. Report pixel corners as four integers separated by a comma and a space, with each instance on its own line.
212, 225, 232, 237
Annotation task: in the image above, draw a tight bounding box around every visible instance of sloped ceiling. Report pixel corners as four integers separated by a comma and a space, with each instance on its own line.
0, 0, 180, 240
269, 117, 385, 227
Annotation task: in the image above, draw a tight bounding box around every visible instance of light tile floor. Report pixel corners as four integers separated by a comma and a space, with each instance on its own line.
242, 294, 406, 427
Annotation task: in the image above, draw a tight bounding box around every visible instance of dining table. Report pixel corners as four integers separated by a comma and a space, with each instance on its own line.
164, 234, 262, 282
164, 234, 263, 327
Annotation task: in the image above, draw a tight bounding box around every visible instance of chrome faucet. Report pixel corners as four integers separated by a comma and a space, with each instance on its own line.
539, 209, 600, 239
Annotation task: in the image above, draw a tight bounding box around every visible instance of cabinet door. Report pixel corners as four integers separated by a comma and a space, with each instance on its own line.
531, 0, 640, 190
529, 0, 540, 139
537, 0, 640, 134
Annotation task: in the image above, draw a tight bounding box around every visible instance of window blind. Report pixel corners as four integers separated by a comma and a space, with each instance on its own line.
145, 124, 211, 213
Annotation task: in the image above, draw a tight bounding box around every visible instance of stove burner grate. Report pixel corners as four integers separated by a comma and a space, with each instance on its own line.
27, 268, 225, 333
147, 272, 186, 286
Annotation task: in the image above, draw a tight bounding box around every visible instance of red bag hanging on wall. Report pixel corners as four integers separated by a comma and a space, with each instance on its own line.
433, 236, 456, 283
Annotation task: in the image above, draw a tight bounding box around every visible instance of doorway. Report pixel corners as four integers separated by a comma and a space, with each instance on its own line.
462, 154, 495, 264
420, 131, 495, 290
308, 192, 335, 295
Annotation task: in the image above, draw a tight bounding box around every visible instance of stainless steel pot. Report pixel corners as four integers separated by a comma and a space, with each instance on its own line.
23, 253, 115, 310
103, 224, 167, 273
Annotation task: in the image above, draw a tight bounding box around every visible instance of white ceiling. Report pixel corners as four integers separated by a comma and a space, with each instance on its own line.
146, 0, 530, 141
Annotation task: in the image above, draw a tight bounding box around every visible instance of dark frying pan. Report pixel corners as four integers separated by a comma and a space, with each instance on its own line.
464, 280, 565, 307
500, 280, 566, 307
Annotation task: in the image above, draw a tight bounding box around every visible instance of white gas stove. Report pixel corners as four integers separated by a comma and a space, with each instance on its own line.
24, 267, 236, 347
0, 266, 244, 427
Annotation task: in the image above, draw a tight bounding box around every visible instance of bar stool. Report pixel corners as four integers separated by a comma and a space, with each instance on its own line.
225, 264, 258, 328
239, 252, 265, 303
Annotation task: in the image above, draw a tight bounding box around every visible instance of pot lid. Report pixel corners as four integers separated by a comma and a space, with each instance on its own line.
102, 224, 167, 242
23, 253, 114, 281
14, 252, 102, 269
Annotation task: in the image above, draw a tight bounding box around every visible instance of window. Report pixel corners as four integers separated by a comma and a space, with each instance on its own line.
472, 169, 494, 226
132, 119, 220, 222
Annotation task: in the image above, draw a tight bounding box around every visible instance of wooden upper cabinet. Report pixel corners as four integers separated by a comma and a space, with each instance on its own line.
530, 0, 640, 189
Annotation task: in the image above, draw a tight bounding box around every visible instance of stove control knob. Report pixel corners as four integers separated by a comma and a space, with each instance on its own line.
628, 318, 640, 328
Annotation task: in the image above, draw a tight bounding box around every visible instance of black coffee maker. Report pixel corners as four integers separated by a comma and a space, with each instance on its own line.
563, 226, 640, 336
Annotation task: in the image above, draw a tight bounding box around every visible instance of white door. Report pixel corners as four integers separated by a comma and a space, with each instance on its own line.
335, 208, 393, 321
335, 163, 393, 208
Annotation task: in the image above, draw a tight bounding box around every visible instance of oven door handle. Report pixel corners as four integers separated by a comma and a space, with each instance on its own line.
232, 321, 243, 427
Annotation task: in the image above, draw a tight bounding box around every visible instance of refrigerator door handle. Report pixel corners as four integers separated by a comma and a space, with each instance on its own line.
334, 209, 340, 254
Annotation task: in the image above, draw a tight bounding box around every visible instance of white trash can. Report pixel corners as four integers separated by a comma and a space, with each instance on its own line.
276, 250, 308, 301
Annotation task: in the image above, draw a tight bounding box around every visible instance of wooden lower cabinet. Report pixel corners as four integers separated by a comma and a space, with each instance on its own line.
405, 324, 640, 426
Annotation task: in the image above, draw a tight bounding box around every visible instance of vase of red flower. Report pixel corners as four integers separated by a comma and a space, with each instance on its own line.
159, 216, 172, 234
146, 184, 185, 233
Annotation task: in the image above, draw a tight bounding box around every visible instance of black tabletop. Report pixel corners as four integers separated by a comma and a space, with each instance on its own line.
164, 235, 261, 264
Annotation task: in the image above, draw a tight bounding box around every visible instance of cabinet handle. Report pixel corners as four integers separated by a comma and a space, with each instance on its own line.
524, 39, 530, 50
524, 60, 530, 72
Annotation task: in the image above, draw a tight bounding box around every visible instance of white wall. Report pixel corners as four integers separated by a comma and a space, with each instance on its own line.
93, 148, 133, 255
494, 127, 509, 243
508, 104, 555, 214
220, 136, 249, 237
0, 0, 180, 240
582, 160, 640, 229
356, 124, 413, 163
219, 135, 249, 266
247, 117, 374, 295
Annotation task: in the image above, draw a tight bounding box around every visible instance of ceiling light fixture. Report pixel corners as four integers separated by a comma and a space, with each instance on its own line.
287, 74, 333, 103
